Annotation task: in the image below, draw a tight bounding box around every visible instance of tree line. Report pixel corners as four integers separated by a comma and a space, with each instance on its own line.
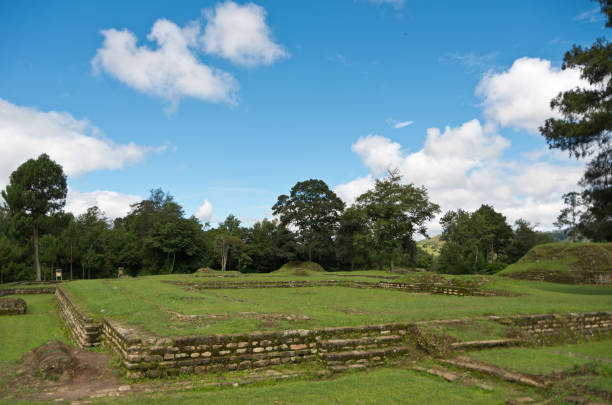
0, 156, 563, 282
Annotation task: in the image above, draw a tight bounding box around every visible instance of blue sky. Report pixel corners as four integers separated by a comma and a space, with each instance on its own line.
0, 0, 607, 233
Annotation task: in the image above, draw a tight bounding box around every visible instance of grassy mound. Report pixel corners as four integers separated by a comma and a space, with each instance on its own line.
499, 242, 612, 284
194, 267, 218, 274
193, 267, 241, 276
275, 261, 325, 276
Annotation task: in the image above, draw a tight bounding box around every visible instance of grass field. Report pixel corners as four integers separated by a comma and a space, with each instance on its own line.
62, 273, 612, 336
0, 294, 68, 363
0, 271, 611, 404
95, 367, 531, 405
466, 338, 612, 396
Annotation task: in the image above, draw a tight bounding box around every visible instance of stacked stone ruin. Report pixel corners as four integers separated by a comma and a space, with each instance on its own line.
53, 284, 612, 378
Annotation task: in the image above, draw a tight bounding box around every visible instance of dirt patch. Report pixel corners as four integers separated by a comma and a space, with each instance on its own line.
2, 341, 125, 402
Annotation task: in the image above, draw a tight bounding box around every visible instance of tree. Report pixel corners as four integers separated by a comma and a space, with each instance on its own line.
1, 154, 67, 281
244, 219, 295, 272
438, 205, 512, 274
77, 206, 109, 279
213, 215, 246, 271
554, 192, 584, 242
506, 219, 553, 263
354, 170, 440, 272
335, 207, 367, 271
540, 1, 612, 241
272, 179, 345, 263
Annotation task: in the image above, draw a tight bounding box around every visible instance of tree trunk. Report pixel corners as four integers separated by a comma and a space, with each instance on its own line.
378, 259, 383, 271
70, 240, 73, 280
82, 264, 84, 280
170, 252, 176, 274
33, 224, 41, 281
473, 245, 479, 273
221, 245, 228, 271
390, 258, 394, 273
308, 246, 312, 262
350, 257, 355, 271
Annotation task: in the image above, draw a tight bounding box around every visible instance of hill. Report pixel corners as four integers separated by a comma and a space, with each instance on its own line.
417, 235, 445, 256
498, 242, 612, 284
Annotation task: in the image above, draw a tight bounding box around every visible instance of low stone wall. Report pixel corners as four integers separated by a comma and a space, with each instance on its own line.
505, 270, 612, 285
171, 280, 480, 296
0, 286, 57, 296
0, 297, 26, 315
56, 286, 101, 347
494, 311, 612, 343
112, 323, 415, 378
104, 311, 612, 378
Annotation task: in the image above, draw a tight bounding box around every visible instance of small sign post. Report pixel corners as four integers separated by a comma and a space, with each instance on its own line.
118, 267, 124, 278
55, 269, 62, 281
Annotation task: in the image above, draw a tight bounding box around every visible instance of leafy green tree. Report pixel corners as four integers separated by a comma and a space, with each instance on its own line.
335, 207, 367, 271
540, 1, 612, 241
214, 232, 242, 271
473, 205, 514, 263
506, 219, 553, 263
354, 170, 440, 272
272, 179, 345, 264
1, 154, 67, 281
77, 206, 109, 279
244, 219, 296, 272
39, 234, 59, 281
438, 205, 512, 274
554, 192, 584, 242
62, 214, 78, 280
213, 215, 247, 271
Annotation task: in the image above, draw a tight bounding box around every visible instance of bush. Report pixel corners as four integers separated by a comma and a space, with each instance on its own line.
482, 261, 507, 274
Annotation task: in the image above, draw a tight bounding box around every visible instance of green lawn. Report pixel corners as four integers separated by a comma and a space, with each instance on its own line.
0, 294, 68, 363
97, 367, 532, 405
63, 274, 612, 336
467, 339, 612, 376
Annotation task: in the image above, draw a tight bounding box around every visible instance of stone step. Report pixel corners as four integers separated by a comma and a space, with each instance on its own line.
450, 338, 521, 350
320, 345, 412, 363
319, 335, 404, 351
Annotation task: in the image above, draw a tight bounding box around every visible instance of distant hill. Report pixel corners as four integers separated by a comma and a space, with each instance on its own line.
417, 235, 445, 256
498, 242, 612, 284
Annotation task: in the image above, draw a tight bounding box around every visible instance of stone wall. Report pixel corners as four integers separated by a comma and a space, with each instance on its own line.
171, 280, 480, 296
109, 322, 415, 378
506, 270, 612, 285
0, 297, 26, 315
0, 286, 56, 296
494, 311, 612, 343
56, 286, 101, 347
99, 311, 612, 378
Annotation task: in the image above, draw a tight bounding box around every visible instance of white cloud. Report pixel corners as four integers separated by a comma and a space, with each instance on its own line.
336, 119, 583, 232
573, 7, 605, 23
364, 0, 404, 9
352, 134, 404, 175
93, 18, 238, 108
333, 175, 375, 206
66, 188, 141, 220
476, 57, 587, 133
0, 98, 160, 191
195, 199, 214, 223
202, 1, 287, 67
393, 120, 413, 129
